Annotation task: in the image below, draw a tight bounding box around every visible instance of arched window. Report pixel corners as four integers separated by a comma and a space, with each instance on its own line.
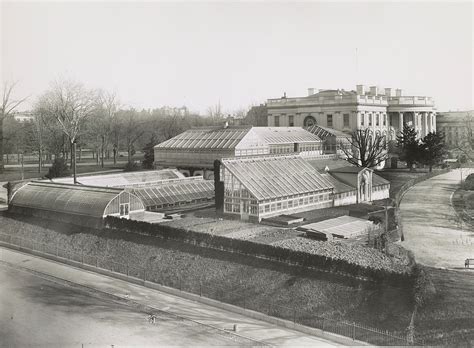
304, 115, 317, 127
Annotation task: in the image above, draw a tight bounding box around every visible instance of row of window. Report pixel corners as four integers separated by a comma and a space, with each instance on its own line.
360, 113, 387, 127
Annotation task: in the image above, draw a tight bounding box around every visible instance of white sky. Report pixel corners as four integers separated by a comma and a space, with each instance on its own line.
1, 1, 473, 114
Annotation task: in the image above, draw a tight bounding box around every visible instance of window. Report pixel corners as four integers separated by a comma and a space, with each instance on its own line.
383, 114, 387, 126
376, 114, 380, 126
327, 114, 333, 127
368, 114, 372, 126
289, 115, 294, 127
304, 115, 316, 127
288, 200, 293, 208
360, 114, 364, 126
274, 115, 280, 127
343, 114, 350, 128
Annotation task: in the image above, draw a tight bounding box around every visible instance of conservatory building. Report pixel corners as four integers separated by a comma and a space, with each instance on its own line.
218, 155, 335, 221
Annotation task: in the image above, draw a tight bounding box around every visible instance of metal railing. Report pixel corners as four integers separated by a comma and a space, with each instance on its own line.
0, 232, 420, 346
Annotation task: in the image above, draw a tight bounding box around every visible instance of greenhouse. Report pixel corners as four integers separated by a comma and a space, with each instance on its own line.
219, 155, 335, 221
52, 169, 184, 187
129, 176, 215, 212
154, 125, 323, 179
9, 182, 145, 228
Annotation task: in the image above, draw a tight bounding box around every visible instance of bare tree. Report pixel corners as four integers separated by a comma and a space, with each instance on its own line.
0, 81, 28, 173
339, 128, 389, 168
207, 102, 225, 121
455, 113, 473, 162
36, 79, 98, 183
117, 109, 146, 163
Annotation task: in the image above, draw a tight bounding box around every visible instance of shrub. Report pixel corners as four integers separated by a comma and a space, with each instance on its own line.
412, 264, 436, 307
45, 157, 70, 179
463, 173, 474, 190
124, 161, 141, 172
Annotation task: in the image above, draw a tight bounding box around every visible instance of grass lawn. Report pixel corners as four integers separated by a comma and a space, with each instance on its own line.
376, 169, 435, 198
452, 189, 474, 226
0, 162, 127, 183
416, 268, 474, 346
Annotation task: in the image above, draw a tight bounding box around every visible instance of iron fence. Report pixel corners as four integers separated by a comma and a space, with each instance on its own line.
0, 232, 420, 346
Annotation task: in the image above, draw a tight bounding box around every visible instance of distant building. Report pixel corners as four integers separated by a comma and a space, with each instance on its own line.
13, 111, 34, 122
436, 111, 473, 152
154, 126, 325, 179
266, 85, 436, 140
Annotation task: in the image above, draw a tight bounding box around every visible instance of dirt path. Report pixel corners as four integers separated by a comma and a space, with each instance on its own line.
399, 168, 474, 269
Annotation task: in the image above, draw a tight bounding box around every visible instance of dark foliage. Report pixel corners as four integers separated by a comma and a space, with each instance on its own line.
124, 161, 141, 172
396, 125, 421, 169
45, 157, 70, 179
419, 132, 447, 172
142, 135, 158, 169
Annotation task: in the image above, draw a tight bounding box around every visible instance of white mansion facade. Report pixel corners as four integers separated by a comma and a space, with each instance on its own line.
267, 85, 436, 140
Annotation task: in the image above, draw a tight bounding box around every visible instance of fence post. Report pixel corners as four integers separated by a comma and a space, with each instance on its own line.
200, 283, 202, 297
322, 317, 325, 331
352, 322, 356, 340
81, 251, 84, 264
96, 257, 98, 268
126, 264, 129, 277
56, 242, 59, 257
293, 309, 296, 324
179, 278, 182, 291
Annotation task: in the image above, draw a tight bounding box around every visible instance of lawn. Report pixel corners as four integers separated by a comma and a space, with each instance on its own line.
376, 169, 436, 198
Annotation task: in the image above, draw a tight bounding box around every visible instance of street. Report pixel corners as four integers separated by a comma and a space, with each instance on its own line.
399, 168, 474, 269
0, 247, 341, 347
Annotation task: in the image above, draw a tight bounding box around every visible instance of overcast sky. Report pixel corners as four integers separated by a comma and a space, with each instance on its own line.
1, 1, 472, 114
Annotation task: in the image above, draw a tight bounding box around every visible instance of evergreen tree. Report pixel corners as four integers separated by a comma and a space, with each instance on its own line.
420, 131, 447, 172
142, 135, 158, 169
396, 124, 420, 169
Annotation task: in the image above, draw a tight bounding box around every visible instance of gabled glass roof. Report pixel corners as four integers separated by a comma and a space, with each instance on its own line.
131, 179, 214, 207
155, 126, 252, 150
222, 155, 334, 201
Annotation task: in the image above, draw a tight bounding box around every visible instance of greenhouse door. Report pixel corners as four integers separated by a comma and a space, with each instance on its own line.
241, 201, 249, 221
120, 203, 130, 217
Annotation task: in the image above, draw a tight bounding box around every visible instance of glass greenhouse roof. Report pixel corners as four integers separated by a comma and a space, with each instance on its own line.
52, 169, 184, 187
11, 182, 123, 218
154, 126, 252, 150
222, 155, 334, 201
249, 127, 322, 144
131, 178, 214, 207
305, 125, 351, 139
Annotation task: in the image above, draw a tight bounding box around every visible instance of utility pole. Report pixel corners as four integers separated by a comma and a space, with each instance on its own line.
73, 141, 77, 184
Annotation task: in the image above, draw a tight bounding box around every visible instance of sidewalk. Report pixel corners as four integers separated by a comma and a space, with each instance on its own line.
0, 246, 351, 347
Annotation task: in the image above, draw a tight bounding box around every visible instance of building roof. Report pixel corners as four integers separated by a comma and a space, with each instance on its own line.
305, 125, 351, 140
320, 173, 356, 193
52, 169, 184, 187
10, 182, 124, 218
155, 126, 252, 150
298, 215, 374, 239
306, 158, 351, 173
249, 127, 321, 144
437, 111, 473, 124
373, 173, 390, 186
130, 178, 214, 207
329, 166, 369, 174
222, 155, 334, 201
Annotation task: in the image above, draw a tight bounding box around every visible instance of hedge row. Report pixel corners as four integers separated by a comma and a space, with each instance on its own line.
104, 216, 413, 284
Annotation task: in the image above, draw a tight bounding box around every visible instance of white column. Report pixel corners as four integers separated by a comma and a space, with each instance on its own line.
423, 112, 430, 136
432, 112, 436, 133
399, 112, 404, 132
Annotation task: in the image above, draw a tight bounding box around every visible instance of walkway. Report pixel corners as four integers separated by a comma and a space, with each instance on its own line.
0, 247, 343, 347
399, 168, 474, 269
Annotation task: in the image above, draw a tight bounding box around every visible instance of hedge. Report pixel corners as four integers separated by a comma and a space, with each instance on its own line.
104, 216, 414, 285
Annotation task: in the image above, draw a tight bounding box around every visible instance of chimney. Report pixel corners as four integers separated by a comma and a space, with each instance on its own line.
308, 88, 315, 96
356, 85, 366, 95
369, 86, 378, 96
385, 88, 392, 97
396, 89, 402, 97
214, 160, 224, 213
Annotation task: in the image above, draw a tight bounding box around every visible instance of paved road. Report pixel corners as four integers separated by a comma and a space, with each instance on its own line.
0, 262, 253, 347
0, 247, 341, 347
399, 168, 474, 269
